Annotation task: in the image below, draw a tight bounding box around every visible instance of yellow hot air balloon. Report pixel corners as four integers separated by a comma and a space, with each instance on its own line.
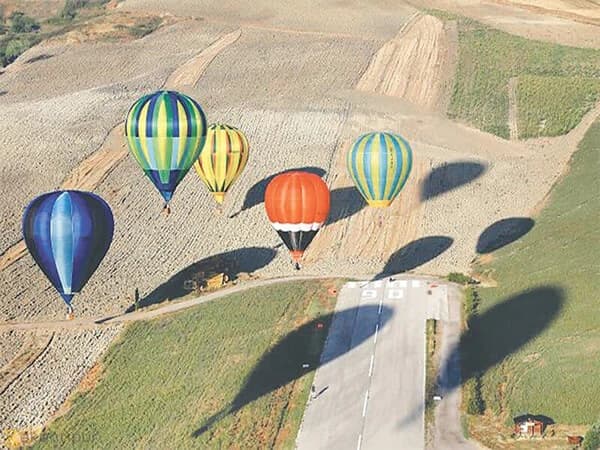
194, 124, 249, 204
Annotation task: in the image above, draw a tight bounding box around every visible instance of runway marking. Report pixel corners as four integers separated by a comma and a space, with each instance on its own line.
374, 280, 383, 288
390, 280, 408, 288
388, 288, 404, 299
362, 289, 377, 299
374, 324, 379, 343
378, 299, 383, 314
362, 390, 369, 417
368, 354, 375, 377
411, 280, 421, 288
357, 434, 362, 450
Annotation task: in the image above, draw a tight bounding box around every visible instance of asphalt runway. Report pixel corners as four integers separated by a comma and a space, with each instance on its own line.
296, 276, 449, 450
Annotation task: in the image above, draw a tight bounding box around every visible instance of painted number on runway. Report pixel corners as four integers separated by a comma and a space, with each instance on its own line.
387, 289, 404, 299
361, 289, 377, 299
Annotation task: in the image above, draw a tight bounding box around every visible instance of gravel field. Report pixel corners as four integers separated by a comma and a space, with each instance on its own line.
0, 20, 230, 250
121, 0, 416, 40
0, 330, 27, 368
0, 326, 122, 431
0, 28, 379, 322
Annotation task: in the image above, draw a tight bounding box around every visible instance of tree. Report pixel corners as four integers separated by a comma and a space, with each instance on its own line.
584, 421, 600, 450
9, 11, 40, 33
0, 5, 6, 34
4, 38, 31, 64
60, 0, 87, 21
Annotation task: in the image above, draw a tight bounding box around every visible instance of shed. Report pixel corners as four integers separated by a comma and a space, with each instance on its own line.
513, 414, 547, 437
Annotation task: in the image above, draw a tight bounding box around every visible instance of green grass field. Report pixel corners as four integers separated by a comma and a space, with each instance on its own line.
35, 279, 342, 449
434, 12, 600, 139
470, 118, 600, 424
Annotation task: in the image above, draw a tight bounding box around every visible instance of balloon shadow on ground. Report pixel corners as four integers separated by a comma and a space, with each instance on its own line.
399, 285, 564, 427
420, 161, 487, 201
477, 217, 535, 254
192, 304, 393, 437
326, 187, 366, 225
127, 247, 277, 312
374, 236, 453, 279
229, 166, 326, 218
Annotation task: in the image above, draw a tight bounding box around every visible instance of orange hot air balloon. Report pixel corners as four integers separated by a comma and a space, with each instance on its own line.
264, 171, 330, 269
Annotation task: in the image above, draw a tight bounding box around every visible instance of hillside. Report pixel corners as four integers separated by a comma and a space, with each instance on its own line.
467, 117, 600, 436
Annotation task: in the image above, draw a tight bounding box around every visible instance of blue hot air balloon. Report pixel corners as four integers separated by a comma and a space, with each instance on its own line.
22, 190, 114, 315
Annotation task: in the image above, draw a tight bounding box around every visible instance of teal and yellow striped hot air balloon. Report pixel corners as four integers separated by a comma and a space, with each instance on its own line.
347, 132, 413, 208
194, 124, 249, 205
125, 90, 207, 212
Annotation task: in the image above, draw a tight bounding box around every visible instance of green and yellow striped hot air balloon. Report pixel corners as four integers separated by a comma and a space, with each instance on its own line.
125, 90, 207, 212
347, 132, 413, 208
194, 124, 249, 205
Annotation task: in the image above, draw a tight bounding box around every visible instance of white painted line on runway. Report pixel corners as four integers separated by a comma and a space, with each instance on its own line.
411, 280, 421, 287
368, 354, 375, 377
378, 301, 382, 315
391, 280, 408, 288
374, 324, 379, 343
374, 280, 383, 288
357, 434, 362, 450
362, 390, 369, 417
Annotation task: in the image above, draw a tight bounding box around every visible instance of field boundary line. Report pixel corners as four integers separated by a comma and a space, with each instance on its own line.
508, 77, 519, 140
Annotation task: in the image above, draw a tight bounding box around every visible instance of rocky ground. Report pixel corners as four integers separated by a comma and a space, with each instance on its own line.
0, 327, 121, 432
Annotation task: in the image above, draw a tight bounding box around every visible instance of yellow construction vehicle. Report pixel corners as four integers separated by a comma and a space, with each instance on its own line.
183, 253, 238, 294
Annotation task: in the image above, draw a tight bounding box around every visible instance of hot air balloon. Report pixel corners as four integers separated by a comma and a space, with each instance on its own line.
125, 90, 207, 213
264, 171, 330, 269
194, 123, 249, 206
347, 132, 412, 207
22, 190, 114, 317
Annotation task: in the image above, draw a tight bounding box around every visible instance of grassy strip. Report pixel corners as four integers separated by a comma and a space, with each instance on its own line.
461, 287, 485, 416
428, 10, 600, 139
424, 319, 438, 445
471, 118, 600, 423
34, 279, 342, 449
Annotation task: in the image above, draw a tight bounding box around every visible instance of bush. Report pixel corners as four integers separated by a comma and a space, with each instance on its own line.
4, 38, 31, 64
448, 272, 476, 285
60, 0, 87, 21
464, 287, 480, 320
584, 422, 600, 450
128, 17, 162, 38
464, 377, 485, 415
9, 11, 40, 33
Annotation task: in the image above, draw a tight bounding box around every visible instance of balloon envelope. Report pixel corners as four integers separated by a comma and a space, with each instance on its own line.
347, 132, 412, 207
125, 90, 207, 204
22, 190, 114, 309
264, 171, 330, 263
194, 123, 249, 204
